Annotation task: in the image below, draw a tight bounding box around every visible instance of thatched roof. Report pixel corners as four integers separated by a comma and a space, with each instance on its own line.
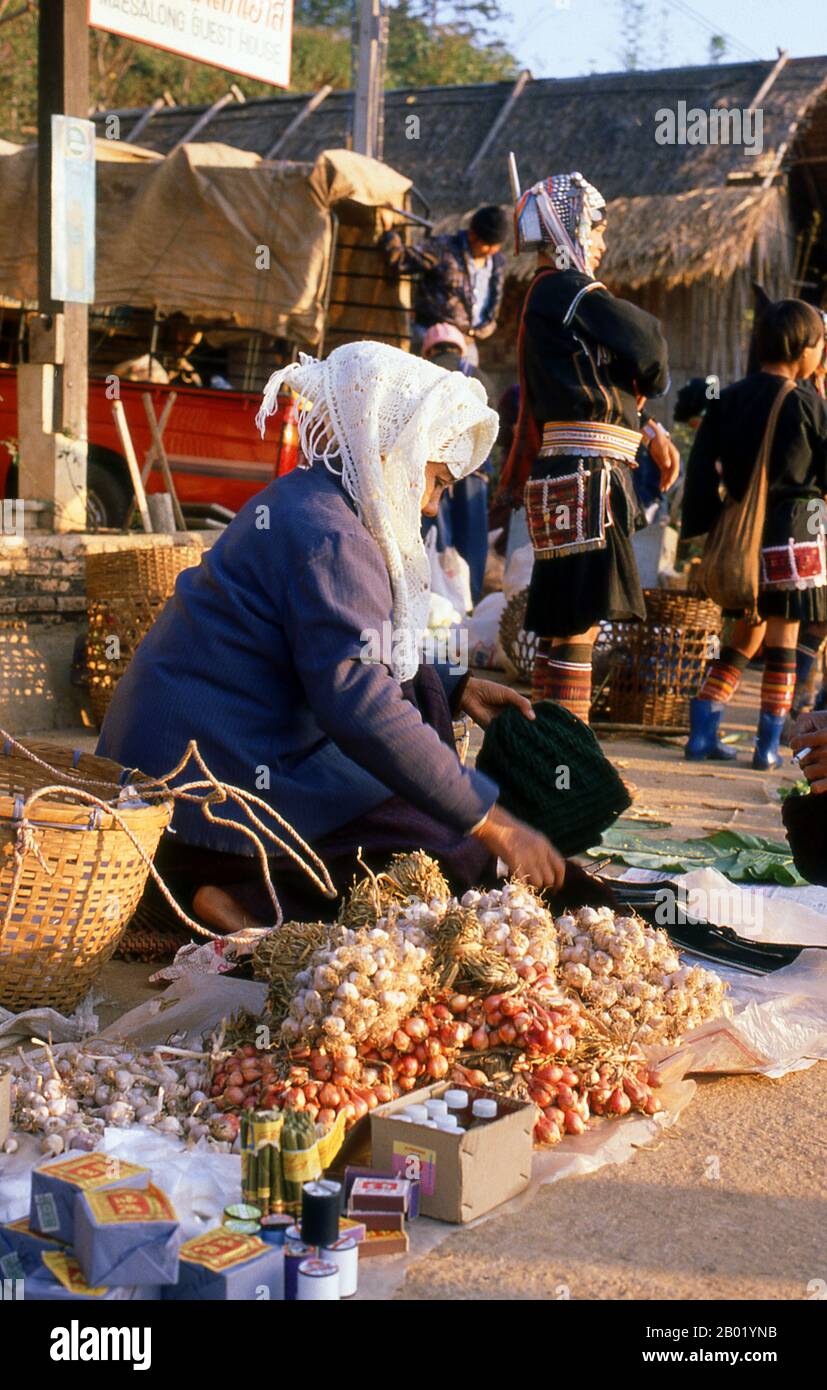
95, 56, 827, 290
96, 57, 826, 204
437, 183, 793, 289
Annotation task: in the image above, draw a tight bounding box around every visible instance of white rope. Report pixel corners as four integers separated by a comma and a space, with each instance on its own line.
0, 730, 338, 940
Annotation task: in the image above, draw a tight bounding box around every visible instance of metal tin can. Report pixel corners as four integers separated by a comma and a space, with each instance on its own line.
223, 1203, 262, 1223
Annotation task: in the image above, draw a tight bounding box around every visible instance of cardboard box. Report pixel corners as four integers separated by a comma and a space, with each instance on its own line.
164, 1227, 283, 1301
30, 1153, 149, 1244
338, 1216, 367, 1244
348, 1176, 413, 1217
0, 1215, 66, 1279
23, 1251, 156, 1302
370, 1081, 534, 1223
343, 1166, 421, 1219
358, 1212, 409, 1259
75, 1183, 181, 1287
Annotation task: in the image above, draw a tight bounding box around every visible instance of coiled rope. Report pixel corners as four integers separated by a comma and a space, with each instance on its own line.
0, 730, 337, 941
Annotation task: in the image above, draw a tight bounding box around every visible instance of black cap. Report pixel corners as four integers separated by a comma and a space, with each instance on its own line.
673, 377, 714, 423
469, 205, 510, 245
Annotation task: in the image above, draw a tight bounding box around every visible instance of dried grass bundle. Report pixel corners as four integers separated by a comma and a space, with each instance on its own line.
431, 905, 521, 993
252, 921, 344, 1025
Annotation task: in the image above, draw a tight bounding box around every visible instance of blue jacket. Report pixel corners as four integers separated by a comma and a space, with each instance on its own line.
97, 465, 498, 854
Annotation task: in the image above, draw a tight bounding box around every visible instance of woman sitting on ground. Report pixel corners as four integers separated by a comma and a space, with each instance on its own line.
682, 297, 827, 770
97, 342, 565, 933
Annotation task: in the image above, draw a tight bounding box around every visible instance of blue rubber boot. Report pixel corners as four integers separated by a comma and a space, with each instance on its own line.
752, 711, 786, 770
684, 698, 738, 761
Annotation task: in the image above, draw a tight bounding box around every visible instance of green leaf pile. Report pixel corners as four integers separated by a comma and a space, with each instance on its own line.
588, 827, 807, 886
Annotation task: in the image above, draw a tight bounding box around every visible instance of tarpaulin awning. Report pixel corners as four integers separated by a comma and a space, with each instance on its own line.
0, 142, 411, 348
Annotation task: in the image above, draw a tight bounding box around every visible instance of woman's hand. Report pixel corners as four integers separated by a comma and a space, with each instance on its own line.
791, 715, 827, 793
643, 420, 680, 491
459, 676, 535, 730
472, 804, 565, 889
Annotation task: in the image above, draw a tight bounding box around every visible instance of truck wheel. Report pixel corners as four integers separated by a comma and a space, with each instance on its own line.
87, 455, 132, 530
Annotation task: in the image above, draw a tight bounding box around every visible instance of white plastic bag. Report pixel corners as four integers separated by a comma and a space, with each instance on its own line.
425, 528, 473, 615
503, 542, 534, 599
466, 591, 506, 669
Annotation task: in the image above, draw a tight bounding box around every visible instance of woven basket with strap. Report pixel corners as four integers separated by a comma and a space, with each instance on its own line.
0, 737, 172, 1012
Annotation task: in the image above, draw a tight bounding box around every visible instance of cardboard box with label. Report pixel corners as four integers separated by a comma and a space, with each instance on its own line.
163, 1227, 283, 1301
0, 1215, 66, 1280
23, 1250, 159, 1302
370, 1082, 534, 1223
30, 1153, 150, 1244
75, 1183, 181, 1287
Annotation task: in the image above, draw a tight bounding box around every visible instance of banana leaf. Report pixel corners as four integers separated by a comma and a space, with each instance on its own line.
587, 827, 807, 886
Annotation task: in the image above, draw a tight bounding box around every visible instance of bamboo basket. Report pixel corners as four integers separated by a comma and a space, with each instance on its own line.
498, 586, 539, 683
85, 544, 202, 727
0, 738, 172, 1012
592, 590, 721, 731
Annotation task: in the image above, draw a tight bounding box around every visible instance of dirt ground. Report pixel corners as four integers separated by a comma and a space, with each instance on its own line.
22, 670, 827, 1299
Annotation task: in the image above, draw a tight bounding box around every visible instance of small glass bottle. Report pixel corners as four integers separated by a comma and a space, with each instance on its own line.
444, 1088, 472, 1128
425, 1098, 448, 1121
471, 1097, 499, 1126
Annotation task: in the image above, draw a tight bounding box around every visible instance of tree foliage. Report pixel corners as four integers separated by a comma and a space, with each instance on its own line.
0, 2, 516, 143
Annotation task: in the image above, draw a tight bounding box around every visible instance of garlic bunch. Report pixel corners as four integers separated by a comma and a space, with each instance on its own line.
3, 1043, 224, 1156
281, 910, 432, 1051
556, 906, 730, 1044
462, 882, 559, 973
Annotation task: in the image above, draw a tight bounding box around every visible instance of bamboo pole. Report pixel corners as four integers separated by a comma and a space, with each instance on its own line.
142, 392, 186, 531
111, 399, 152, 533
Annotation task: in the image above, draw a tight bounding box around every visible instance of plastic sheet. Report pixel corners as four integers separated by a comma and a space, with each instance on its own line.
99, 975, 268, 1049
620, 867, 827, 1076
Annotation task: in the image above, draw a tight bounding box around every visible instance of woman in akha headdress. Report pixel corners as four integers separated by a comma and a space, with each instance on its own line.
499, 169, 676, 722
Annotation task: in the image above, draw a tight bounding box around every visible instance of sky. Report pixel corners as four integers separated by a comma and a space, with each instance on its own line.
493, 0, 827, 77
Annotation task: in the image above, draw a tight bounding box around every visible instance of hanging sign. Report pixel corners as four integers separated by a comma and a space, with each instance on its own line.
88, 0, 294, 88
51, 115, 96, 304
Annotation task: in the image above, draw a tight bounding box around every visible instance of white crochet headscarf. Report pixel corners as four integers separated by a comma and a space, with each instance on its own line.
256, 341, 499, 682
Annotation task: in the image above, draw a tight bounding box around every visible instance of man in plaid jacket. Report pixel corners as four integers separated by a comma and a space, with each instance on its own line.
380, 205, 509, 360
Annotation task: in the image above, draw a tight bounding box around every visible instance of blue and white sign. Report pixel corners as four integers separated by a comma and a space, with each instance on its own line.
51, 114, 96, 305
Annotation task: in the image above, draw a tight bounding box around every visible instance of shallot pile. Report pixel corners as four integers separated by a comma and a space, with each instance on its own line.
556, 906, 730, 1044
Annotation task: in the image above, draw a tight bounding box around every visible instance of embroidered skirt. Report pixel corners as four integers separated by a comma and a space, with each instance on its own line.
727, 496, 827, 623
524, 452, 646, 639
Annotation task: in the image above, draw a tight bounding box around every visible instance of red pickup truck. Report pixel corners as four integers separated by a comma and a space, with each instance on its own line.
0, 367, 299, 527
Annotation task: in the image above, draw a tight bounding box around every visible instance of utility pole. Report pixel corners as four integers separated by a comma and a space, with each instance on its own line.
18, 0, 91, 532
353, 0, 388, 160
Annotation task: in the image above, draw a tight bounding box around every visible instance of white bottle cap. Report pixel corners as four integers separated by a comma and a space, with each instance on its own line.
425, 1098, 448, 1118
404, 1104, 429, 1123
444, 1089, 469, 1108
472, 1097, 498, 1119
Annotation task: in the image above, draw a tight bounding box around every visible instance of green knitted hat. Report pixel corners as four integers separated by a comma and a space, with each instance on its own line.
476, 700, 631, 858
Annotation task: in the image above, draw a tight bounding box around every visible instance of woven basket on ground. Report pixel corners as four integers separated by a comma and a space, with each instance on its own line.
85, 544, 202, 726
592, 589, 721, 730
0, 738, 172, 1011
498, 587, 539, 682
